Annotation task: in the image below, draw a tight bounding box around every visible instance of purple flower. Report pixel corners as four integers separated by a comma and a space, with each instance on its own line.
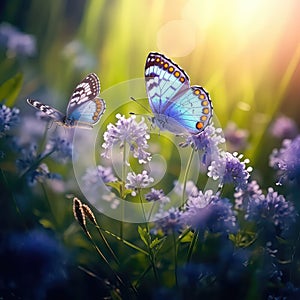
269, 135, 300, 184
0, 22, 36, 58
208, 152, 252, 190
101, 114, 151, 164
145, 188, 170, 203
224, 122, 249, 152
153, 206, 183, 235
83, 165, 117, 186
125, 170, 154, 196
234, 180, 264, 211
269, 115, 298, 139
181, 190, 236, 233
181, 124, 225, 166
0, 104, 20, 137
245, 187, 297, 233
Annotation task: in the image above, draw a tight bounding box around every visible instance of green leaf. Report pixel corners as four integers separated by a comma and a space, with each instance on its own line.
106, 180, 132, 198
150, 236, 166, 251
39, 218, 55, 229
138, 226, 150, 247
0, 73, 23, 106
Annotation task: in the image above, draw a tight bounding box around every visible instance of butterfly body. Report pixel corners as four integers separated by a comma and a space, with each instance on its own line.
27, 73, 105, 128
145, 52, 213, 135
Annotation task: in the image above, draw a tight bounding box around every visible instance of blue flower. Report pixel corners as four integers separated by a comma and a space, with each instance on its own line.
208, 151, 252, 190
269, 135, 300, 184
45, 136, 73, 163
234, 180, 264, 211
269, 115, 298, 140
0, 22, 36, 58
181, 190, 237, 234
101, 114, 151, 164
1, 229, 66, 299
245, 187, 297, 234
0, 104, 20, 137
153, 206, 183, 235
181, 124, 225, 166
145, 188, 170, 203
16, 145, 61, 185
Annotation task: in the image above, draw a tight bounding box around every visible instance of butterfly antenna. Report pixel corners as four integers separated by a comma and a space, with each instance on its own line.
130, 96, 152, 114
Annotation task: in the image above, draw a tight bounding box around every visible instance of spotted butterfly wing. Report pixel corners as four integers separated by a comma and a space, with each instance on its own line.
145, 52, 212, 134
27, 73, 105, 128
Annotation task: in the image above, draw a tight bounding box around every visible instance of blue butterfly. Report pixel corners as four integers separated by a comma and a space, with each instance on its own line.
27, 73, 105, 128
145, 52, 213, 135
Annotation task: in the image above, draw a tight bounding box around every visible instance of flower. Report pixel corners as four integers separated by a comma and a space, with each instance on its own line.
269, 115, 298, 140
16, 145, 61, 185
234, 180, 264, 211
269, 135, 300, 184
181, 190, 237, 234
153, 206, 183, 235
125, 170, 154, 196
83, 165, 117, 186
245, 187, 297, 234
0, 104, 20, 137
224, 122, 249, 152
181, 124, 225, 166
45, 136, 73, 163
101, 114, 151, 164
0, 22, 36, 57
145, 188, 170, 203
208, 151, 252, 190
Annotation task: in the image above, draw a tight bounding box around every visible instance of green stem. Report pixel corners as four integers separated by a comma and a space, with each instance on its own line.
172, 229, 178, 287
182, 148, 195, 206
120, 143, 128, 239
187, 230, 199, 263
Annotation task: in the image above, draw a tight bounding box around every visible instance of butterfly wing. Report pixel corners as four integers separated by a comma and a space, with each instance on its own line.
145, 52, 190, 114
68, 97, 106, 127
26, 99, 65, 124
162, 86, 213, 134
66, 73, 100, 117
145, 52, 212, 134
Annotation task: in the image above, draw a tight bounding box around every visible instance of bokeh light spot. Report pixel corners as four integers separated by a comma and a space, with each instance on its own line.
157, 20, 196, 57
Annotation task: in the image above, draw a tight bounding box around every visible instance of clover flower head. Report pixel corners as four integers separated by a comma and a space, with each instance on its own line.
208, 151, 252, 190
125, 170, 154, 196
101, 114, 151, 164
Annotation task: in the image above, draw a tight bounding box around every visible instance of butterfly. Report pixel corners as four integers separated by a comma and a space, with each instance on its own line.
27, 73, 106, 128
145, 52, 213, 135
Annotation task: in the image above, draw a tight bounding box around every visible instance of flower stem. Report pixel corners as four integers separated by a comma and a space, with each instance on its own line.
182, 148, 195, 206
